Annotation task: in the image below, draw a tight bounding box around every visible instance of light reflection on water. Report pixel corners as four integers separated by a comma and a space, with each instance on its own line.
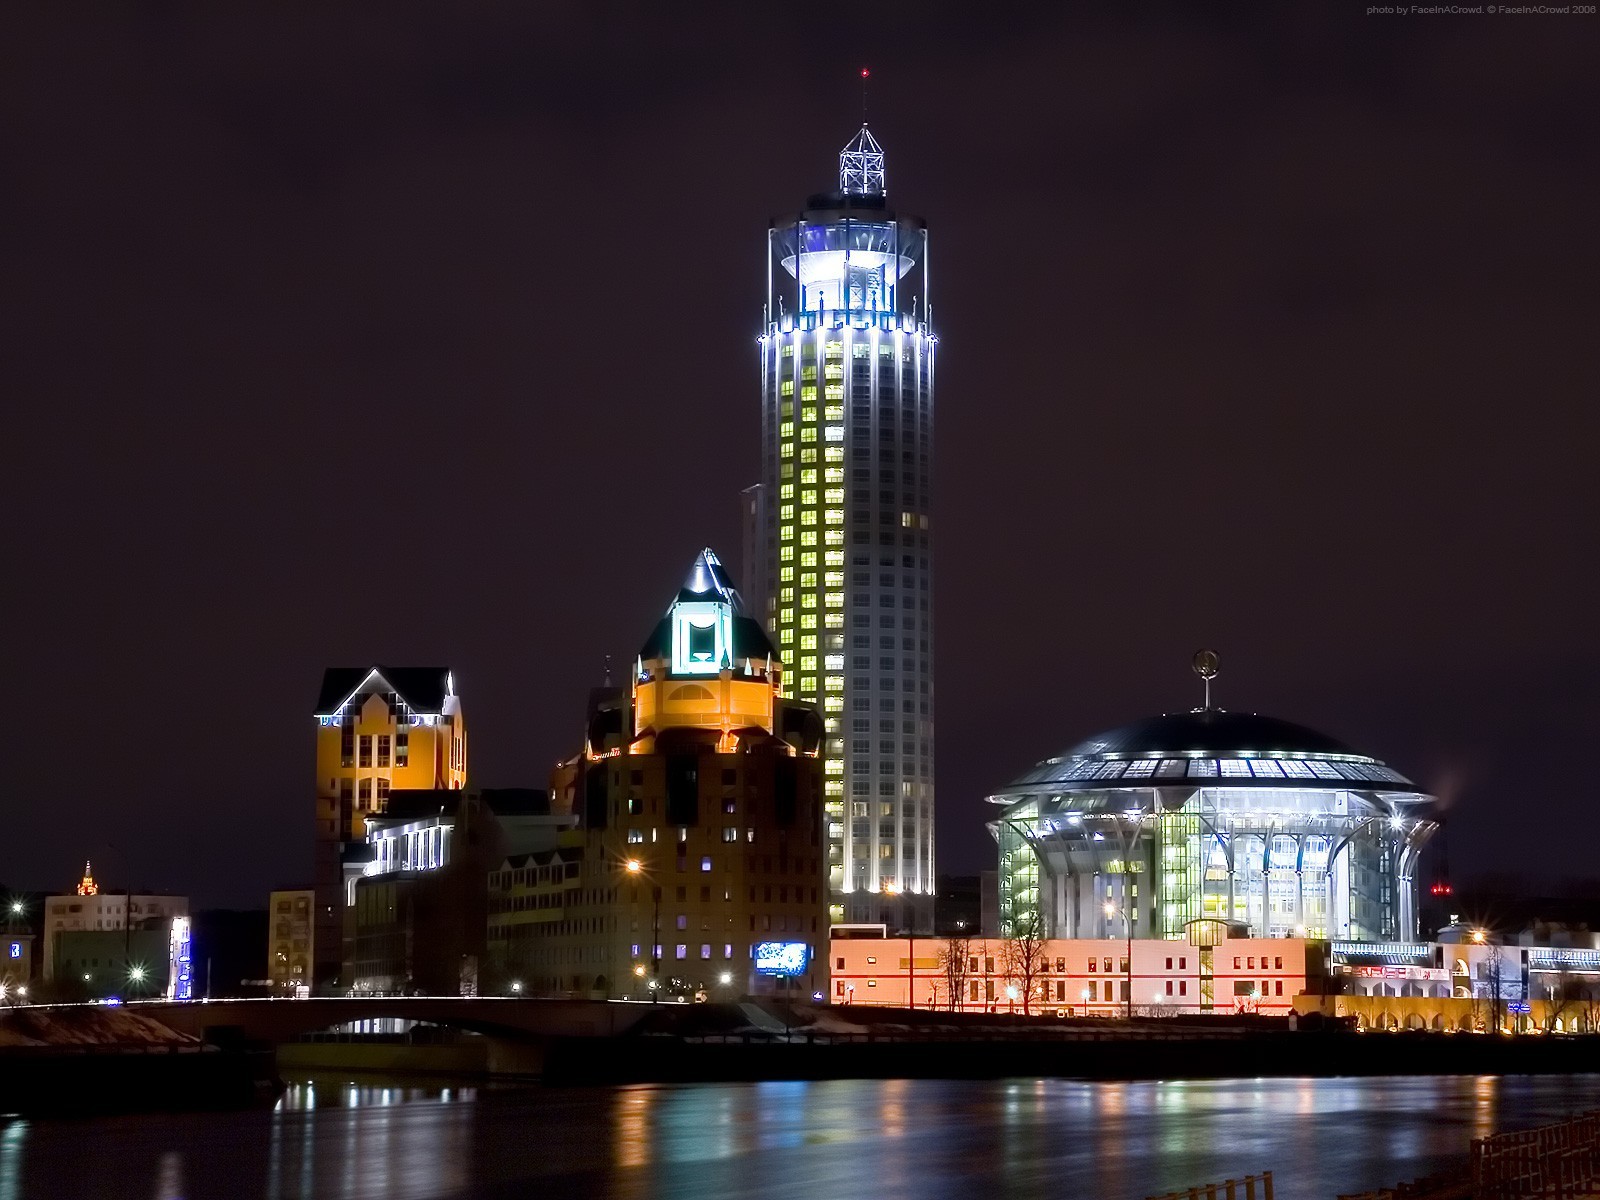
3, 1073, 1600, 1200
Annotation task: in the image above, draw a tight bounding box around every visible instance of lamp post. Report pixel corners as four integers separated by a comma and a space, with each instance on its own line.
1105, 901, 1132, 1020
625, 858, 660, 1005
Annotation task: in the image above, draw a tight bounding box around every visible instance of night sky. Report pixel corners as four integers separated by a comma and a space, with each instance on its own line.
5, 6, 1596, 908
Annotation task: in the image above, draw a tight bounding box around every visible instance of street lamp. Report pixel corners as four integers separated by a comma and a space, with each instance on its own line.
510, 980, 523, 995
625, 857, 660, 1004
1105, 901, 1132, 1020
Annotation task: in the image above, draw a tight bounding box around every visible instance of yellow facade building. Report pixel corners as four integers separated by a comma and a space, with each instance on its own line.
267, 889, 315, 996
488, 549, 829, 999
312, 666, 466, 988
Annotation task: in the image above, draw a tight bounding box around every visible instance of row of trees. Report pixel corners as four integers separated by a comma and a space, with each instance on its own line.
934, 916, 1055, 1014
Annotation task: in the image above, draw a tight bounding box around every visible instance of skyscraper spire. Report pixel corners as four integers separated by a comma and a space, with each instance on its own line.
76, 860, 98, 897
839, 125, 885, 196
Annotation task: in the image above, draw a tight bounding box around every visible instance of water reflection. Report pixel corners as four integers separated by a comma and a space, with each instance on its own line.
0, 1122, 26, 1200
5, 1074, 1600, 1199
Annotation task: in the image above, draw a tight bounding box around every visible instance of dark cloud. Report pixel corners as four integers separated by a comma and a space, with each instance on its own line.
3, 4, 1595, 903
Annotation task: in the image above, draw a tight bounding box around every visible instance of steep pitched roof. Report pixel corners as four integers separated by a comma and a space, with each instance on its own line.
636, 547, 779, 665
313, 665, 455, 715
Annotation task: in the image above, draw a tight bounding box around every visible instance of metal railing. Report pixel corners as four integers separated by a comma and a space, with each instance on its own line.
1338, 1110, 1600, 1200
1472, 1110, 1600, 1200
1148, 1173, 1273, 1200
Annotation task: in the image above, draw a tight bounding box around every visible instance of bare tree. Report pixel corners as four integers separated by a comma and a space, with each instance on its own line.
1003, 913, 1048, 1016
939, 935, 972, 1013
1580, 980, 1600, 1035
1542, 968, 1581, 1033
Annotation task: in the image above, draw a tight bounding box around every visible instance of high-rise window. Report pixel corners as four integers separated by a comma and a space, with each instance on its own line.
358, 736, 372, 768
377, 735, 391, 768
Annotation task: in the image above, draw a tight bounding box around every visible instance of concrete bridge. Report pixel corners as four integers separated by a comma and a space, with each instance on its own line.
126, 995, 654, 1047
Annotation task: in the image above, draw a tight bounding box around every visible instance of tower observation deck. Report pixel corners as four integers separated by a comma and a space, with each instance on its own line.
754, 125, 936, 931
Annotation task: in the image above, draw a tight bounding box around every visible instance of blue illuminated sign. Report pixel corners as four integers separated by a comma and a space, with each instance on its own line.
168, 917, 193, 1001
7, 942, 19, 960
754, 941, 809, 977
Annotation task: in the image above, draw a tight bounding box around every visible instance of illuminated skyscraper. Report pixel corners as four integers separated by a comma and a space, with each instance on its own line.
755, 125, 936, 930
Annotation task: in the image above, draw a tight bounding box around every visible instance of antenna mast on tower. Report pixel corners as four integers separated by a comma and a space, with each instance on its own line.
1192, 650, 1219, 711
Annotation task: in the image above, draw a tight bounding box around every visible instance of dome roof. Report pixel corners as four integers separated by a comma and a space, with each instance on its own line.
1063, 709, 1357, 760
997, 708, 1420, 795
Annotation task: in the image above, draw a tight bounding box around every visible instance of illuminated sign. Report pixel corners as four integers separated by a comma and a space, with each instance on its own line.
671, 601, 734, 676
167, 917, 193, 1001
7, 942, 19, 959
754, 941, 809, 977
1348, 965, 1448, 982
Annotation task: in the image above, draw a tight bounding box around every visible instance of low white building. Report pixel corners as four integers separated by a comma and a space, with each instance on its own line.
42, 862, 186, 981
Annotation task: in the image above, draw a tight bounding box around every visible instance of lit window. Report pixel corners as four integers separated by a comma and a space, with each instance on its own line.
701, 857, 713, 872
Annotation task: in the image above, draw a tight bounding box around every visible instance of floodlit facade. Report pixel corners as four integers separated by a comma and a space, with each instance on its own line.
312, 665, 467, 988
41, 863, 186, 983
829, 928, 1600, 1032
989, 707, 1440, 944
346, 787, 567, 995
517, 549, 830, 1000
754, 124, 937, 930
830, 929, 1324, 1016
267, 889, 315, 997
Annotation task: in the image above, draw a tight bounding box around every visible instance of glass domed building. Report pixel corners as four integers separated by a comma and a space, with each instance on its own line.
988, 707, 1439, 944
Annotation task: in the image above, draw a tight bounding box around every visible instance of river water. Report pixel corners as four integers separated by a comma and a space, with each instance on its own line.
3, 1073, 1598, 1199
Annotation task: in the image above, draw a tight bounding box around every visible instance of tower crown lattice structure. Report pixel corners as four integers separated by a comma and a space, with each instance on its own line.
839, 125, 885, 196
